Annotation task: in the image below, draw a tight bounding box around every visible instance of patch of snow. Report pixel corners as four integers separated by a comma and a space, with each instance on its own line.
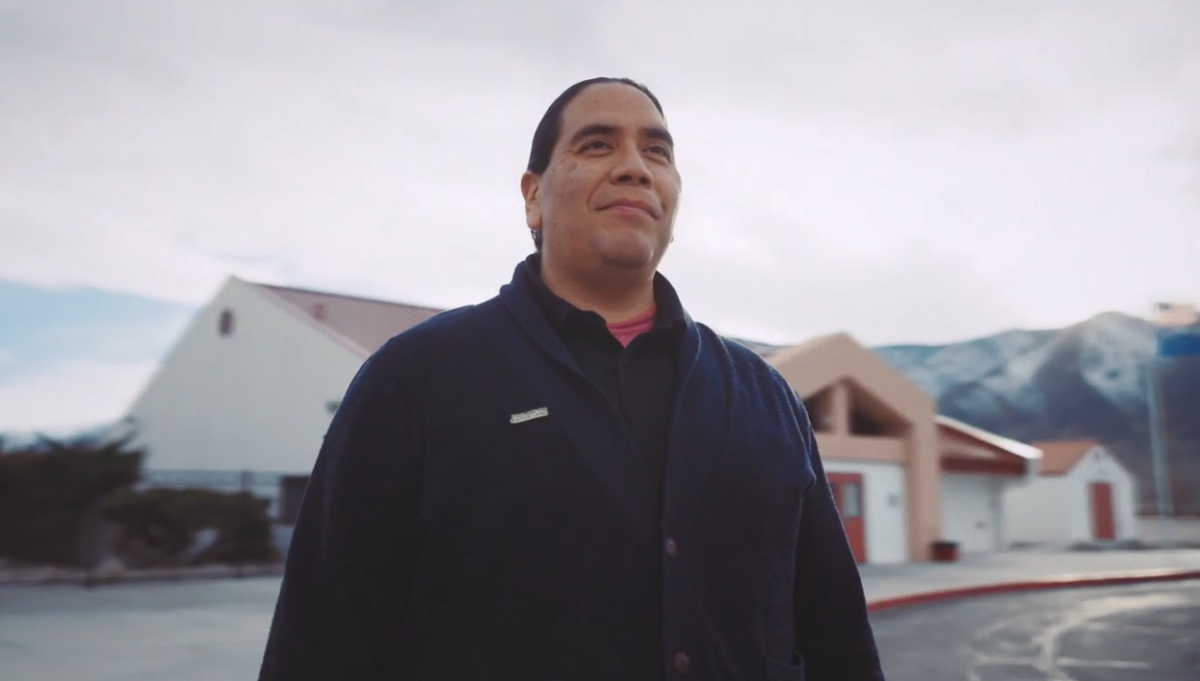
944, 383, 1012, 417
1078, 314, 1155, 414
874, 313, 1162, 426
977, 339, 1054, 414
920, 330, 1054, 413
883, 330, 1054, 399
924, 345, 1002, 390
985, 328, 1054, 359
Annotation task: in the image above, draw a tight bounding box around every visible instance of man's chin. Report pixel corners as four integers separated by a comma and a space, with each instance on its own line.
595, 238, 664, 272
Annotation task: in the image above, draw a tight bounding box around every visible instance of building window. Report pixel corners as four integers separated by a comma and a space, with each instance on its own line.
841, 482, 862, 518
219, 309, 234, 336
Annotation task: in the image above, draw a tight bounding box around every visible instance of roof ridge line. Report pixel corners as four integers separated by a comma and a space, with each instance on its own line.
250, 284, 374, 358
250, 280, 446, 313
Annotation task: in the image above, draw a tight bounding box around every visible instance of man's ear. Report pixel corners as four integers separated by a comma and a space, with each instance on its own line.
520, 171, 542, 230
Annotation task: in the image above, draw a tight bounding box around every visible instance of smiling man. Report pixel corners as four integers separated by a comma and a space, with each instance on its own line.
258, 77, 885, 681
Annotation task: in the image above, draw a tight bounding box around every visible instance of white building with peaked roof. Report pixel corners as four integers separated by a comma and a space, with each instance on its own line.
122, 276, 440, 521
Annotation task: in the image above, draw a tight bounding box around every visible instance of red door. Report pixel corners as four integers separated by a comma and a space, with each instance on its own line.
1090, 482, 1116, 540
828, 472, 868, 564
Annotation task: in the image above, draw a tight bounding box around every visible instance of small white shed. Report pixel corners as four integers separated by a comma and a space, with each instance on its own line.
1003, 440, 1139, 546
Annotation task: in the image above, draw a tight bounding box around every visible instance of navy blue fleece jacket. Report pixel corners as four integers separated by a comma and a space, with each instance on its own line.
258, 259, 885, 681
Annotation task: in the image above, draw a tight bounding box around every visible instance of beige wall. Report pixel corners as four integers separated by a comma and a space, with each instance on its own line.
816, 434, 906, 463
769, 333, 941, 562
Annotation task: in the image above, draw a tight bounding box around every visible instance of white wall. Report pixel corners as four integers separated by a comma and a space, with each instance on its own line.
1003, 475, 1070, 544
124, 278, 368, 476
1003, 446, 1139, 545
940, 473, 1003, 553
824, 460, 909, 565
1067, 446, 1139, 542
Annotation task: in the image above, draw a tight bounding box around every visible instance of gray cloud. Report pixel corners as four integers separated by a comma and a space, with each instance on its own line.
665, 213, 1025, 347
0, 0, 1198, 348
623, 0, 1200, 143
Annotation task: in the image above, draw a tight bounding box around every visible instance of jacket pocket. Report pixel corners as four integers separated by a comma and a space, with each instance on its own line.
765, 655, 805, 681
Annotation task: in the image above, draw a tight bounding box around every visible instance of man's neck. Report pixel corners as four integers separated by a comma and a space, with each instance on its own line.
539, 256, 656, 324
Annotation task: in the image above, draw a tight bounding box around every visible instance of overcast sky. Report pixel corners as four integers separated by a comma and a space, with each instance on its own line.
2, 0, 1199, 431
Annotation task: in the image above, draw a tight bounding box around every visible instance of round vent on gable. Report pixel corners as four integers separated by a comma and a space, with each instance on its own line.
219, 309, 235, 336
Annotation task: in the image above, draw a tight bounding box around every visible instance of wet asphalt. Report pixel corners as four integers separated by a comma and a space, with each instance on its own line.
872, 580, 1200, 681
0, 577, 1197, 680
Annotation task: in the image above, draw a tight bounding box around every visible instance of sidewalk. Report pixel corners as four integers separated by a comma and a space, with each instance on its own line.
4, 546, 1200, 610
859, 546, 1200, 609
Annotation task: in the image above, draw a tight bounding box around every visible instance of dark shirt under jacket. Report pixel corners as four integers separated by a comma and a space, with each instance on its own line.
524, 253, 684, 506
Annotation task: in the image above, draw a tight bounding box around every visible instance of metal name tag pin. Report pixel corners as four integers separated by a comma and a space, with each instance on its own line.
510, 407, 549, 424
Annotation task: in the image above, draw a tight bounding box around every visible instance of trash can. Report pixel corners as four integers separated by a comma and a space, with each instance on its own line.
931, 540, 959, 562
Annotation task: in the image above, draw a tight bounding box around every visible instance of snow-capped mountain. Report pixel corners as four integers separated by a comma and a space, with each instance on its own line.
874, 312, 1200, 514
876, 313, 1156, 424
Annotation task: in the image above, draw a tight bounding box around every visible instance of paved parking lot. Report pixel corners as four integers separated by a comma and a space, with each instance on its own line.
0, 577, 279, 681
2, 576, 1198, 680
873, 581, 1200, 680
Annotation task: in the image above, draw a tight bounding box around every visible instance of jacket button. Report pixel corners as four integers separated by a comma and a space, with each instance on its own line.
673, 651, 690, 674
664, 537, 678, 559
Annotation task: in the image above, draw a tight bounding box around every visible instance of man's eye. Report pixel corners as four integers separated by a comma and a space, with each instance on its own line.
584, 140, 610, 150
648, 145, 671, 157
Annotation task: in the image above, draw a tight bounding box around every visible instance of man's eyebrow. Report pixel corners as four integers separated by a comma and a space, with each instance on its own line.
568, 124, 617, 147
567, 123, 675, 149
645, 126, 674, 149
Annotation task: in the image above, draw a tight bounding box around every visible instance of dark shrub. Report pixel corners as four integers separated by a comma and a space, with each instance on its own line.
0, 433, 142, 566
101, 487, 278, 567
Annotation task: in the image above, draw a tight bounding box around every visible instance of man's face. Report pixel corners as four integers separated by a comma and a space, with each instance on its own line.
522, 83, 681, 275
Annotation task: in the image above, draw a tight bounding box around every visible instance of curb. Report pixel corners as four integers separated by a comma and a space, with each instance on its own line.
867, 568, 1200, 612
0, 563, 285, 587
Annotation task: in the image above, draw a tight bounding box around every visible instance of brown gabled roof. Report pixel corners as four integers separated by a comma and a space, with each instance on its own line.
1030, 439, 1101, 475
253, 282, 444, 357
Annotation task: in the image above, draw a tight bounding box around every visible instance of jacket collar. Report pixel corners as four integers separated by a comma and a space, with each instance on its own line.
518, 252, 688, 338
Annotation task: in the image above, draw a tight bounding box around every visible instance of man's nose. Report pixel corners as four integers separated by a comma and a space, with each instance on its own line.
612, 146, 653, 186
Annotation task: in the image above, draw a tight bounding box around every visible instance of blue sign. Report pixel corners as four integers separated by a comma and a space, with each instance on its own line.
1159, 326, 1200, 359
